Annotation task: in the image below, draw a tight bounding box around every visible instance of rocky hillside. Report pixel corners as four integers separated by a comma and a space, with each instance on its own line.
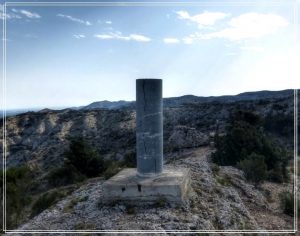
0, 89, 298, 232
18, 147, 294, 232
0, 89, 296, 173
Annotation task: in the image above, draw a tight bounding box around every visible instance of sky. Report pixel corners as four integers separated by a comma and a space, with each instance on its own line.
1, 0, 300, 109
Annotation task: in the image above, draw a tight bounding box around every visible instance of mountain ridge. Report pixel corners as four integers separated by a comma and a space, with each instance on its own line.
1, 89, 295, 118
83, 89, 295, 110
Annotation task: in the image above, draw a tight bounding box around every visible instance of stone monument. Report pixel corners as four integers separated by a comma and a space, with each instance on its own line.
102, 79, 190, 204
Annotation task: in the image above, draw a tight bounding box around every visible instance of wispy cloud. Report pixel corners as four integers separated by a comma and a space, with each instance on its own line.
73, 34, 86, 39
105, 20, 112, 24
179, 12, 289, 44
130, 34, 151, 42
0, 12, 21, 20
12, 8, 41, 19
57, 14, 91, 26
95, 34, 114, 39
176, 10, 230, 28
94, 31, 151, 42
200, 13, 288, 41
163, 38, 180, 44
0, 4, 22, 20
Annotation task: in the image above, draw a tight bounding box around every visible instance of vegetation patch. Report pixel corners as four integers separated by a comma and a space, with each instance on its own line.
279, 191, 299, 217
237, 153, 267, 185
102, 161, 122, 180
46, 165, 86, 187
212, 110, 289, 184
31, 190, 65, 217
47, 137, 137, 187
0, 165, 33, 229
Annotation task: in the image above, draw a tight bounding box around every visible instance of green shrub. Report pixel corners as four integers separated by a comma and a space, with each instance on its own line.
46, 136, 108, 187
0, 165, 33, 228
238, 153, 267, 185
31, 190, 65, 217
212, 110, 289, 183
46, 165, 86, 187
64, 137, 105, 178
279, 191, 294, 216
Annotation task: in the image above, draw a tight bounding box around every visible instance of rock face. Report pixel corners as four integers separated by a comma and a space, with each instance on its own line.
0, 109, 136, 171
18, 147, 294, 231
168, 126, 209, 149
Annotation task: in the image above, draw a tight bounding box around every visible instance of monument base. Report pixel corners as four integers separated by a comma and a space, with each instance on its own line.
102, 167, 190, 204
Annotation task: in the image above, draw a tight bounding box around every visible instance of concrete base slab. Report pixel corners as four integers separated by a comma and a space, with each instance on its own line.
102, 167, 190, 204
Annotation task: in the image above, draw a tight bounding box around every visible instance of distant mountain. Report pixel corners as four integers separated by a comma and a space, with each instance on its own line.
82, 100, 133, 110
163, 89, 294, 107
80, 89, 295, 111
0, 108, 41, 118
0, 107, 70, 118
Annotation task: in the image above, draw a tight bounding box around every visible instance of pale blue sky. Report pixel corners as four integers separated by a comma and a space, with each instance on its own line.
1, 1, 300, 109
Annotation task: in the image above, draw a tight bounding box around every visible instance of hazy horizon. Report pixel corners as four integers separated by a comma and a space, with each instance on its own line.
1, 87, 296, 111
1, 1, 300, 110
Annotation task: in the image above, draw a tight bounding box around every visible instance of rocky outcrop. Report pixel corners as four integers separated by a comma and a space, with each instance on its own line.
168, 125, 209, 149
0, 109, 136, 171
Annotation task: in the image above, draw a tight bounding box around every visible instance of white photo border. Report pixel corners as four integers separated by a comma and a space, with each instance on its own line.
2, 1, 299, 234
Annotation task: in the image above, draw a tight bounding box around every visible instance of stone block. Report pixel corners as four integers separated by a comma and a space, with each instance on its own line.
102, 167, 190, 204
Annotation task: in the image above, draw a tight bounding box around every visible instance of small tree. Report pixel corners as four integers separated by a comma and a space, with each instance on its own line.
64, 137, 105, 178
47, 137, 106, 187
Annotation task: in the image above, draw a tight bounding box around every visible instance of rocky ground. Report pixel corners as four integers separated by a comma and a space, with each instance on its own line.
1, 90, 297, 234
17, 147, 294, 233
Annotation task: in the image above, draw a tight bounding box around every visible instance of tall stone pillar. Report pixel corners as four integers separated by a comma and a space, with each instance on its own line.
102, 78, 190, 204
136, 79, 163, 177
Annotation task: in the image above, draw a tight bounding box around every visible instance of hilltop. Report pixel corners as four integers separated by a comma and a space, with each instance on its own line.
0, 89, 298, 232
